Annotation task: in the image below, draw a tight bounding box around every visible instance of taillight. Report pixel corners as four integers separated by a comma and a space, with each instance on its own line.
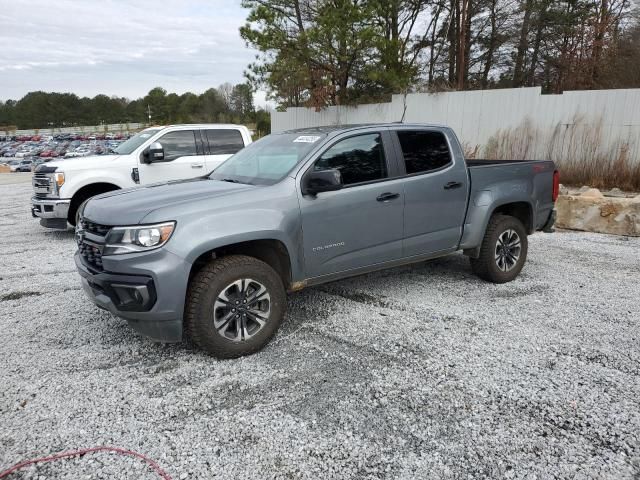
552, 170, 560, 201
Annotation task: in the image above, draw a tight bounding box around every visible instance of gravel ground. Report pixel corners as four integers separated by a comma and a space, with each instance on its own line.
0, 172, 31, 185
1, 177, 639, 479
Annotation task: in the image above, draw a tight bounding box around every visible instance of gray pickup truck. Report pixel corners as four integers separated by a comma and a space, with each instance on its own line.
75, 124, 558, 358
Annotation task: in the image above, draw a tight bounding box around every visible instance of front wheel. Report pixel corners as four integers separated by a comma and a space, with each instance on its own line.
470, 214, 528, 283
185, 255, 287, 358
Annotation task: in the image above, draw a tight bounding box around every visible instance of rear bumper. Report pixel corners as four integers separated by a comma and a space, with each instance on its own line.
31, 196, 70, 228
74, 249, 190, 343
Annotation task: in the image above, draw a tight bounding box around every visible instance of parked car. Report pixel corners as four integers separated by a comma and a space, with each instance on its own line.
64, 148, 91, 158
5, 159, 21, 171
31, 124, 252, 229
73, 123, 559, 358
16, 159, 33, 172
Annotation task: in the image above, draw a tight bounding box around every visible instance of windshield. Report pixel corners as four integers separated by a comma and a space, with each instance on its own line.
209, 133, 326, 185
114, 128, 162, 154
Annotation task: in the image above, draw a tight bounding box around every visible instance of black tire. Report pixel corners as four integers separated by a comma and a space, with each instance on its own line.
470, 214, 528, 284
185, 255, 286, 358
68, 195, 90, 227
73, 198, 90, 226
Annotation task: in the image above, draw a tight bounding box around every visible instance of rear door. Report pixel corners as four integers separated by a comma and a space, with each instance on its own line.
137, 129, 205, 184
203, 128, 246, 171
298, 130, 405, 278
392, 128, 469, 257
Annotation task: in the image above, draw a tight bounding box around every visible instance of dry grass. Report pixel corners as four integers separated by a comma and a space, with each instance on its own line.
481, 115, 640, 191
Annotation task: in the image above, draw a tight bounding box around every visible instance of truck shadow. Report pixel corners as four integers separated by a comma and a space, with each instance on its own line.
42, 227, 75, 241
282, 253, 474, 330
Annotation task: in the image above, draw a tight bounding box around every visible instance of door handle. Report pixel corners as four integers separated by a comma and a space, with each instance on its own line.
191, 163, 204, 168
444, 181, 463, 190
376, 192, 400, 202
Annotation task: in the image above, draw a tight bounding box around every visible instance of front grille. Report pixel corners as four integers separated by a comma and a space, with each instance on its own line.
77, 218, 111, 271
78, 240, 104, 270
33, 173, 53, 198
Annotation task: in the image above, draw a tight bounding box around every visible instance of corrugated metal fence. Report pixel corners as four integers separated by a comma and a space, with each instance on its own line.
272, 87, 640, 164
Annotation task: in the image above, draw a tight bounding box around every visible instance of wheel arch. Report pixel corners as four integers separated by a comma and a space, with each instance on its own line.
491, 201, 534, 234
68, 182, 121, 224
462, 200, 534, 257
188, 238, 293, 291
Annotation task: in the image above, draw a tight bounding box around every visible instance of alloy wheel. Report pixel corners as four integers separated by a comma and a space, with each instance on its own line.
494, 229, 521, 272
213, 279, 271, 342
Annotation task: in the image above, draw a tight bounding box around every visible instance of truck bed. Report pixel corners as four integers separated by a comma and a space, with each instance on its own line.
457, 158, 557, 250
465, 159, 546, 167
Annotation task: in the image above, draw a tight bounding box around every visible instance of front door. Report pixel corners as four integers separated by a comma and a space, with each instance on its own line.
138, 129, 205, 184
298, 132, 405, 278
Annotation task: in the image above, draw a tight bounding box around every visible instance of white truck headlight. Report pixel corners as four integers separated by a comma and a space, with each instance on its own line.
103, 222, 175, 255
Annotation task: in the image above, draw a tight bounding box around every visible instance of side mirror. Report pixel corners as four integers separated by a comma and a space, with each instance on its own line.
143, 142, 164, 163
304, 168, 343, 195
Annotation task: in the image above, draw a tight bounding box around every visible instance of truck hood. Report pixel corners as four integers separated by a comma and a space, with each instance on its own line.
83, 177, 254, 225
44, 154, 124, 171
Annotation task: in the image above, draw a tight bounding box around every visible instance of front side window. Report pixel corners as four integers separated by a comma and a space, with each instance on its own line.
113, 128, 161, 155
313, 133, 387, 186
156, 130, 198, 161
206, 129, 245, 155
397, 130, 451, 174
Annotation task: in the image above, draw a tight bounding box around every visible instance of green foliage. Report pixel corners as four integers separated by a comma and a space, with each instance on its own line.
240, 0, 417, 108
231, 83, 254, 117
254, 108, 271, 137
0, 84, 265, 130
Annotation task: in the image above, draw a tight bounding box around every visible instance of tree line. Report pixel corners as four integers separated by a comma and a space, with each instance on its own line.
0, 83, 271, 134
240, 0, 640, 108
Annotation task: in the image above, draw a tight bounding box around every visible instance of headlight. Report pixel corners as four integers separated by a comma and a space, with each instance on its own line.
103, 222, 175, 255
54, 172, 65, 188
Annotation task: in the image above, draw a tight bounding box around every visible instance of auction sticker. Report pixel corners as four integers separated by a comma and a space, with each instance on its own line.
293, 135, 321, 143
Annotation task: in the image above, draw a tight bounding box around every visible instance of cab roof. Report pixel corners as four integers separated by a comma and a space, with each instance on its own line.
282, 123, 448, 137
145, 124, 248, 130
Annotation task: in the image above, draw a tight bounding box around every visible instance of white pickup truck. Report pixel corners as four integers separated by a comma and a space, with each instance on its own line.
31, 124, 252, 228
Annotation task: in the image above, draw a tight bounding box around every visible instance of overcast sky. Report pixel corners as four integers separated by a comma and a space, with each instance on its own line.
0, 0, 270, 106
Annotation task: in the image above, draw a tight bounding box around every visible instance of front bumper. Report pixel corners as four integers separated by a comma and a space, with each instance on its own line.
74, 249, 191, 343
31, 196, 70, 228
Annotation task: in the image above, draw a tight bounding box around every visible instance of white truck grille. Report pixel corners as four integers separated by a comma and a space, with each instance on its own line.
33, 173, 53, 197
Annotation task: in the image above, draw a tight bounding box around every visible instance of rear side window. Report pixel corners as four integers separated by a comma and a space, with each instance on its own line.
205, 129, 245, 155
397, 130, 451, 174
314, 133, 387, 186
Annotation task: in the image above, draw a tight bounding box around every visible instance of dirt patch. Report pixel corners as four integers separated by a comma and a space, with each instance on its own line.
1, 291, 42, 301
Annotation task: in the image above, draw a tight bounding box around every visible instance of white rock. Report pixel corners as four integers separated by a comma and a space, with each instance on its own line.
579, 188, 604, 199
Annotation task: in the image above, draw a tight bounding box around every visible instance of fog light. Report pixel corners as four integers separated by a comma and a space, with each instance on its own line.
112, 284, 150, 308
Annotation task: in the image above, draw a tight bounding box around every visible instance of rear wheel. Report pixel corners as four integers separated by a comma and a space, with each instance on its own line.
471, 214, 528, 283
185, 255, 286, 358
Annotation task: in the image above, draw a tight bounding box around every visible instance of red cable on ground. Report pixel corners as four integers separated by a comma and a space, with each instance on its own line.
0, 446, 173, 479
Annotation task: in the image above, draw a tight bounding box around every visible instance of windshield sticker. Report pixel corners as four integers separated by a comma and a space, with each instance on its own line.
293, 135, 321, 143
